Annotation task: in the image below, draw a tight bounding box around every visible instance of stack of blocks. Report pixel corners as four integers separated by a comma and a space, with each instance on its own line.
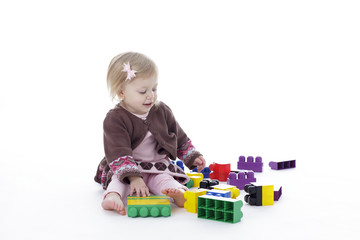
238, 156, 263, 172
127, 195, 171, 217
198, 195, 244, 223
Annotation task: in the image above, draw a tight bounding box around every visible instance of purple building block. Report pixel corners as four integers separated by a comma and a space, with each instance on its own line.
237, 156, 263, 172
227, 171, 256, 190
269, 160, 296, 170
274, 186, 282, 201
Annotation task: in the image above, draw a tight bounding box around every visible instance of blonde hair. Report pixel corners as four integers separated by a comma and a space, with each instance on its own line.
107, 52, 158, 101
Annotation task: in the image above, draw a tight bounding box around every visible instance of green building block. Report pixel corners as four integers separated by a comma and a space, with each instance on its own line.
197, 195, 243, 223
127, 196, 171, 218
186, 179, 194, 188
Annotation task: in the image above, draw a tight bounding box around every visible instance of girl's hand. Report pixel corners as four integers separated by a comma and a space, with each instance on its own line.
193, 156, 206, 172
128, 176, 150, 197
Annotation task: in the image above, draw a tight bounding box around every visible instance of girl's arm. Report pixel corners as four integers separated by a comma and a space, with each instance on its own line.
161, 102, 203, 169
103, 112, 142, 184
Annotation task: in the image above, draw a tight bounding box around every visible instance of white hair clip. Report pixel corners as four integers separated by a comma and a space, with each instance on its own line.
122, 62, 137, 81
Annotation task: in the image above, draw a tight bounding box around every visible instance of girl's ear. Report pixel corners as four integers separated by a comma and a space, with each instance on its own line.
117, 89, 125, 100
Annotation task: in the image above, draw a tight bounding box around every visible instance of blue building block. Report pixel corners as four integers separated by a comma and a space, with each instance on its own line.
206, 189, 231, 198
192, 166, 211, 178
171, 160, 184, 170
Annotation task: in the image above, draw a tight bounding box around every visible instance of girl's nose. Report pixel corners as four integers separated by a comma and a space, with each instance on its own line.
147, 91, 155, 99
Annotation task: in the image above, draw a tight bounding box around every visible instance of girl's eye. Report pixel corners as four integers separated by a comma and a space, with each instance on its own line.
152, 89, 157, 92
139, 91, 146, 94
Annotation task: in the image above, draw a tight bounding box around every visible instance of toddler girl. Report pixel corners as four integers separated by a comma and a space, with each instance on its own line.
94, 52, 206, 215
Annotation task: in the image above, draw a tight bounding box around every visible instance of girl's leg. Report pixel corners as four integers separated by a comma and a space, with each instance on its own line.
146, 173, 188, 207
102, 175, 129, 215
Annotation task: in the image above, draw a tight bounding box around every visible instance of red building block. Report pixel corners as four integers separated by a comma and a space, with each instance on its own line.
209, 163, 231, 181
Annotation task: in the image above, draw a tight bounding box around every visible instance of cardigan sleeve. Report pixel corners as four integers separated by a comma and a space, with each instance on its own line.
103, 111, 142, 184
161, 103, 202, 170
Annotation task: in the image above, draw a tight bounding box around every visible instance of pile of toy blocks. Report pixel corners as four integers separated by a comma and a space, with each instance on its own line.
126, 158, 295, 223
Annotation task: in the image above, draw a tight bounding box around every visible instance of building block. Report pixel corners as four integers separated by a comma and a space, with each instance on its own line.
274, 186, 282, 201
127, 195, 171, 217
213, 184, 240, 199
269, 160, 296, 170
199, 179, 219, 189
184, 189, 208, 213
227, 171, 256, 190
237, 156, 263, 172
262, 185, 274, 206
244, 184, 282, 206
171, 160, 184, 170
209, 163, 231, 181
185, 179, 194, 188
192, 166, 211, 178
186, 173, 204, 188
206, 189, 231, 198
198, 195, 243, 223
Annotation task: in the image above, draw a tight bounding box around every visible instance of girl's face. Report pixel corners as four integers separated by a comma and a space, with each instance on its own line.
118, 76, 158, 115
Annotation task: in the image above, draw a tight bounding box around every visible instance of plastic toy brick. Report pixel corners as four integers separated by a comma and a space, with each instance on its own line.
171, 160, 185, 170
274, 186, 282, 201
227, 171, 256, 190
237, 156, 263, 172
206, 189, 231, 198
244, 184, 275, 206
209, 163, 231, 181
184, 189, 208, 213
127, 195, 171, 217
186, 179, 194, 188
186, 173, 204, 188
262, 185, 274, 205
213, 184, 240, 199
199, 179, 219, 189
192, 166, 211, 178
197, 195, 243, 223
269, 160, 296, 170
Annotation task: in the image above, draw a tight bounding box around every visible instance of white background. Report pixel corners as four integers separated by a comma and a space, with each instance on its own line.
1, 0, 359, 239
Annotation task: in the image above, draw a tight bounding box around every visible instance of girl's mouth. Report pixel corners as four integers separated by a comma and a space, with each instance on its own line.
143, 103, 153, 107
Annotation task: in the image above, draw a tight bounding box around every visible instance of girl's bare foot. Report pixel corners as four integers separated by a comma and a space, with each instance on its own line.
161, 188, 186, 207
102, 192, 126, 215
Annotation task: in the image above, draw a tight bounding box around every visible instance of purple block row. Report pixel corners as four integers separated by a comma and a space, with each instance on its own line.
237, 156, 263, 172
269, 160, 296, 170
227, 171, 256, 190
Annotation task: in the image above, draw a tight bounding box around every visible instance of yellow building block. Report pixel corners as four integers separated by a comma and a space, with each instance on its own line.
262, 185, 274, 206
127, 195, 171, 206
184, 189, 207, 213
213, 184, 240, 199
186, 173, 204, 188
